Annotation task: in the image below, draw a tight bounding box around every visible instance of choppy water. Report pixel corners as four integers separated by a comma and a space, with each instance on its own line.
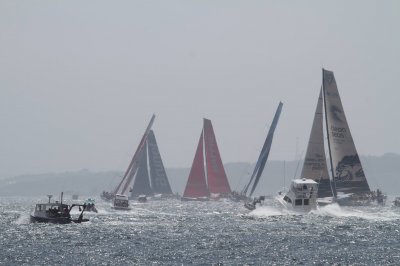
1, 197, 400, 265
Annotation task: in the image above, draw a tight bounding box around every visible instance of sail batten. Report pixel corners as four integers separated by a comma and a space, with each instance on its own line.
322, 69, 370, 194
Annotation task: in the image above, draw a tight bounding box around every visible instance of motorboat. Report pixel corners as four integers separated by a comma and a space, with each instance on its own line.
244, 196, 265, 211
30, 194, 88, 224
84, 198, 98, 213
112, 194, 131, 210
100, 191, 114, 201
276, 178, 318, 212
138, 195, 147, 203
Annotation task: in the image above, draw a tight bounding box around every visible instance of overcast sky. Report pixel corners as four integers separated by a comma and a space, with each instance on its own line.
1, 1, 399, 178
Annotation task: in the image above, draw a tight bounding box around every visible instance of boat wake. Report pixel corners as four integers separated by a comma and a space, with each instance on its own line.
313, 203, 400, 221
246, 203, 400, 221
247, 205, 290, 217
13, 213, 30, 225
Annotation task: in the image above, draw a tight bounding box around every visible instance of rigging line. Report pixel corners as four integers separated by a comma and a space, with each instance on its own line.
233, 162, 252, 191
283, 160, 286, 190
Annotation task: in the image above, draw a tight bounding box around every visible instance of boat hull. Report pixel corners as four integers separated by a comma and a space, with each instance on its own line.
30, 215, 71, 224
244, 202, 256, 211
276, 195, 317, 213
180, 197, 209, 202
111, 206, 132, 211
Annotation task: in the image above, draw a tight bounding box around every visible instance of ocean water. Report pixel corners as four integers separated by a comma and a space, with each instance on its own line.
1, 197, 400, 265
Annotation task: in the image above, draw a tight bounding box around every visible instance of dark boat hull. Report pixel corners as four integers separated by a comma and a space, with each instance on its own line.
30, 215, 72, 224
111, 206, 131, 211
30, 215, 89, 224
244, 202, 256, 211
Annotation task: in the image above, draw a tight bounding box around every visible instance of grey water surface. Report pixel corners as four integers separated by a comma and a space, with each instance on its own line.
1, 197, 399, 265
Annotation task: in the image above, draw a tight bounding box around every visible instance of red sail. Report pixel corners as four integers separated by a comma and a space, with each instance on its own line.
203, 119, 231, 195
183, 131, 209, 198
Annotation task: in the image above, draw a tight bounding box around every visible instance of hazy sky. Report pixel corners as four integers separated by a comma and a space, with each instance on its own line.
1, 1, 399, 178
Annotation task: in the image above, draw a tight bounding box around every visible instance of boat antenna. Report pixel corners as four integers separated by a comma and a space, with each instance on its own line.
292, 151, 304, 180
283, 160, 286, 190
47, 195, 53, 203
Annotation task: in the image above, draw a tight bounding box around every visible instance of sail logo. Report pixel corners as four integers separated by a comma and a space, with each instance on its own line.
331, 126, 346, 138
335, 155, 365, 181
330, 105, 343, 122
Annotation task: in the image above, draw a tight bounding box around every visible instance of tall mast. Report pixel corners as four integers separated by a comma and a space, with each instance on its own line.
322, 69, 337, 198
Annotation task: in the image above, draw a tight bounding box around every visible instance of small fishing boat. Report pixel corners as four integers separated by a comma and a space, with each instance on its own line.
276, 178, 318, 212
30, 194, 88, 224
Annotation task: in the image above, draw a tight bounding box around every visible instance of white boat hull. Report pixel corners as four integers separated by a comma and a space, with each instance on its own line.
277, 178, 319, 213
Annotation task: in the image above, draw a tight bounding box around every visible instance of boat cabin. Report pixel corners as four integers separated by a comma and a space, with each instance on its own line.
34, 202, 70, 218
112, 194, 131, 210
277, 178, 318, 212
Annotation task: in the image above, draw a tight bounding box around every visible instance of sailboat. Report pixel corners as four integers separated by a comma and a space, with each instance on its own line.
241, 102, 283, 210
182, 118, 231, 201
129, 130, 174, 201
300, 69, 385, 206
108, 114, 156, 210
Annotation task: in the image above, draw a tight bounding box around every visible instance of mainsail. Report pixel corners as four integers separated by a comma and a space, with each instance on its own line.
183, 119, 231, 199
203, 119, 231, 195
130, 146, 153, 197
147, 130, 173, 195
129, 130, 174, 197
322, 69, 370, 194
183, 131, 209, 198
300, 89, 332, 197
114, 114, 156, 196
242, 102, 283, 197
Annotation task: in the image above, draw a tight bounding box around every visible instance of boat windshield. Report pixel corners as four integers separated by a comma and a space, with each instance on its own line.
114, 199, 128, 207
35, 204, 69, 212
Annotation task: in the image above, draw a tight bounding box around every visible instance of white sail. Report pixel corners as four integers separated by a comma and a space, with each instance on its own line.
322, 69, 370, 194
300, 89, 332, 197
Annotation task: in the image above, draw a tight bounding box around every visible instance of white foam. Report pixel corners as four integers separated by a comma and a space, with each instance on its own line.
313, 203, 400, 221
14, 213, 30, 225
248, 205, 288, 217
